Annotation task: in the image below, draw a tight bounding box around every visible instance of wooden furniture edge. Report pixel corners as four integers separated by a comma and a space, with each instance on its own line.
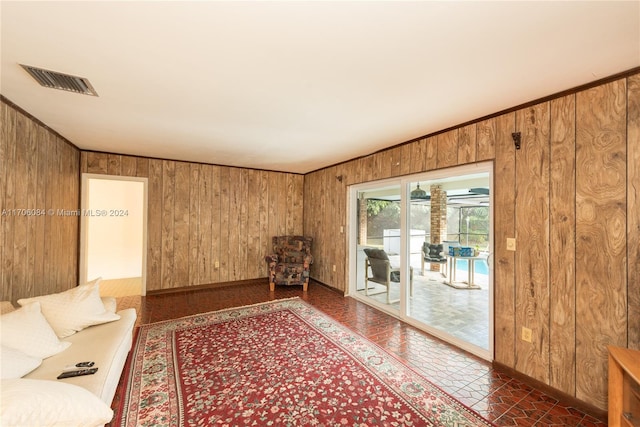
608, 346, 640, 385
607, 345, 640, 427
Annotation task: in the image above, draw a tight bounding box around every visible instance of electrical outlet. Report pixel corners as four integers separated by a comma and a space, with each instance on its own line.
215, 261, 219, 269
506, 238, 516, 251
521, 327, 532, 343
332, 264, 336, 272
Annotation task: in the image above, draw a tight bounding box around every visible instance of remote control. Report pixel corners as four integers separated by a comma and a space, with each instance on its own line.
57, 367, 98, 379
62, 361, 95, 372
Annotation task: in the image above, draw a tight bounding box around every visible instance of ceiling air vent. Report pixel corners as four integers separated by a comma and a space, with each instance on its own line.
20, 64, 98, 96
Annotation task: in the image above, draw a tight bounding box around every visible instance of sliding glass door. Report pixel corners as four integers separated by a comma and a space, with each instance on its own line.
349, 163, 493, 360
353, 183, 404, 316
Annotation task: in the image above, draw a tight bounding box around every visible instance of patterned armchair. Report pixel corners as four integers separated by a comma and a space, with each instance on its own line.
265, 236, 313, 292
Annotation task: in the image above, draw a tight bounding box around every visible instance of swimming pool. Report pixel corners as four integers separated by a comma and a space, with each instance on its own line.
455, 258, 489, 275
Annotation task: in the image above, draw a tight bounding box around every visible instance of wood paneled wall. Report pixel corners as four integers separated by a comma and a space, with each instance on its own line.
575, 79, 628, 407
628, 74, 640, 351
1, 100, 80, 302
303, 71, 640, 410
2, 98, 303, 297
549, 94, 577, 394
80, 152, 303, 292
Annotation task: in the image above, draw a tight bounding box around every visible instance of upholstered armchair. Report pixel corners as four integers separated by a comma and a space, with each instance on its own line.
265, 236, 313, 292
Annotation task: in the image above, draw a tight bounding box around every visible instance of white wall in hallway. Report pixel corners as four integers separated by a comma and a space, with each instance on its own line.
86, 179, 144, 281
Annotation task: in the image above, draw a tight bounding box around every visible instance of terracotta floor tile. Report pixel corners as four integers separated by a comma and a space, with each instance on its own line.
465, 372, 511, 396
524, 389, 559, 413
453, 386, 487, 408
472, 400, 515, 423
535, 405, 586, 426
491, 380, 534, 405
495, 396, 549, 426
576, 414, 608, 427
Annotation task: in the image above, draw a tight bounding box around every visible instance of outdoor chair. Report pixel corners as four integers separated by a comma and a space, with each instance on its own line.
265, 236, 313, 292
363, 248, 413, 304
421, 242, 447, 276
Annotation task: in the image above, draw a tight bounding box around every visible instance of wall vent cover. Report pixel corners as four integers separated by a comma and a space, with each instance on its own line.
20, 64, 98, 96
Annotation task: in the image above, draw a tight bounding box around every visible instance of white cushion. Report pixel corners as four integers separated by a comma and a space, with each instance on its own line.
0, 346, 42, 379
25, 308, 137, 405
0, 378, 113, 427
0, 302, 71, 359
18, 279, 120, 338
101, 296, 117, 314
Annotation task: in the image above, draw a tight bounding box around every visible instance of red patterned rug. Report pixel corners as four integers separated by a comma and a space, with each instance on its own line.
113, 298, 491, 426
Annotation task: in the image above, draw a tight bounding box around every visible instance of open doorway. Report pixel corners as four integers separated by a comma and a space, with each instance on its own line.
349, 162, 493, 360
80, 175, 148, 297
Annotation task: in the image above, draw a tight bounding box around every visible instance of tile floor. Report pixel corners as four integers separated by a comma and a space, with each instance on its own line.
99, 277, 142, 298
113, 281, 605, 426
357, 269, 490, 349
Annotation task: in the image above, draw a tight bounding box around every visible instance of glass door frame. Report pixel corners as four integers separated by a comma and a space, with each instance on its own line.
347, 178, 405, 317
346, 162, 494, 361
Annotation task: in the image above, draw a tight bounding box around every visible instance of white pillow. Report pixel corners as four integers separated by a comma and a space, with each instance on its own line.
0, 346, 42, 379
18, 279, 120, 338
0, 302, 71, 359
0, 378, 113, 427
84, 277, 101, 286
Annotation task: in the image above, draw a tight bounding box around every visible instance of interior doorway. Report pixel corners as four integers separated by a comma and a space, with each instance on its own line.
80, 175, 148, 297
349, 162, 493, 360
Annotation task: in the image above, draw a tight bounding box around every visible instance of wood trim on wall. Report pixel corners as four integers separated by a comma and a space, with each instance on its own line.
146, 277, 268, 296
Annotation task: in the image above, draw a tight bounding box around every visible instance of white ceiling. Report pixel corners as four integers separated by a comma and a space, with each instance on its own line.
1, 1, 639, 174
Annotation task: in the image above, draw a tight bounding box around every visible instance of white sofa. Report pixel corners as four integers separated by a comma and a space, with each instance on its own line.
24, 305, 137, 404
0, 283, 137, 427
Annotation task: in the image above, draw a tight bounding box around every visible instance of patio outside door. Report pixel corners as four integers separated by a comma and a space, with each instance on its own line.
353, 182, 404, 316
349, 162, 493, 360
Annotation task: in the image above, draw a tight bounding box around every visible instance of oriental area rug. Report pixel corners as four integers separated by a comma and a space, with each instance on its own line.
113, 298, 491, 426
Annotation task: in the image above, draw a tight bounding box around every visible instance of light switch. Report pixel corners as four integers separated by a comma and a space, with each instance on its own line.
506, 238, 516, 251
